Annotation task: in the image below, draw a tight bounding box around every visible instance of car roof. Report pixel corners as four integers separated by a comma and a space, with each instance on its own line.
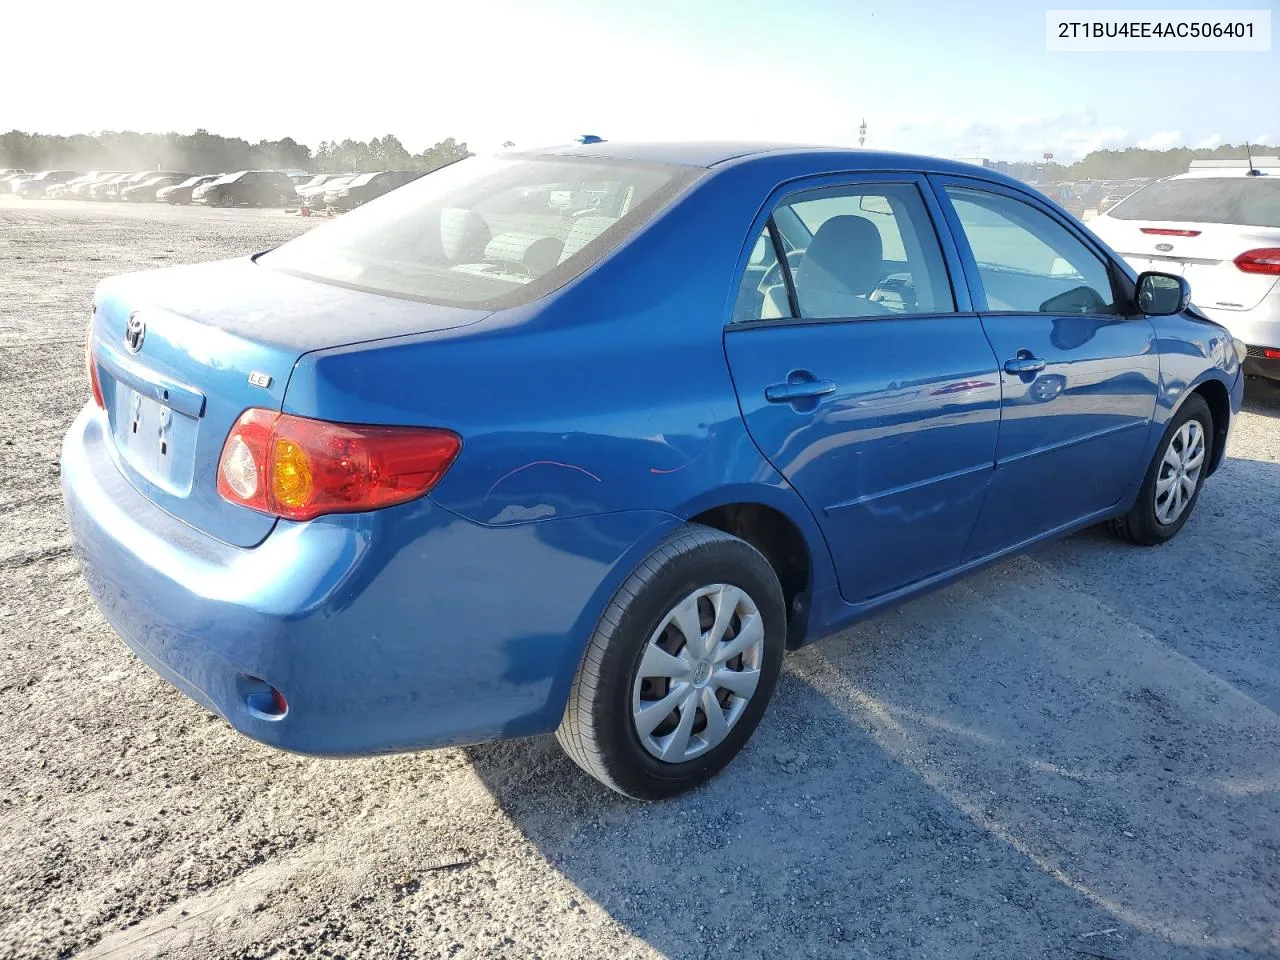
529, 140, 821, 167
1170, 168, 1276, 180
524, 140, 1027, 182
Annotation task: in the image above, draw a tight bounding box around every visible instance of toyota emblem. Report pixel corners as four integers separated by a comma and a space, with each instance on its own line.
1154, 243, 1174, 253
124, 312, 145, 353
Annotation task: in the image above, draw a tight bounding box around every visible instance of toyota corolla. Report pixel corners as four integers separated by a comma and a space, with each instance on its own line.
64, 142, 1245, 799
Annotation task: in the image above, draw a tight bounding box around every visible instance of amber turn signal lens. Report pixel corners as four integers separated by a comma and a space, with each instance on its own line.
271, 437, 314, 509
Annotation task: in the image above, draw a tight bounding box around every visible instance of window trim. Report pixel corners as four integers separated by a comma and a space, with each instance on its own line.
725, 172, 973, 329
928, 174, 1138, 318
765, 217, 801, 318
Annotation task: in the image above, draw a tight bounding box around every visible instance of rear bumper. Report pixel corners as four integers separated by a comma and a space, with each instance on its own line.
62, 405, 679, 755
1243, 350, 1280, 380
1198, 298, 1280, 352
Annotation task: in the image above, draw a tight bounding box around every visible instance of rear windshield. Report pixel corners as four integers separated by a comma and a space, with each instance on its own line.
261, 155, 697, 308
1109, 176, 1280, 228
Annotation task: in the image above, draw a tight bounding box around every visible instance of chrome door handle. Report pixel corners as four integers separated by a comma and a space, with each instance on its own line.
1004, 354, 1047, 375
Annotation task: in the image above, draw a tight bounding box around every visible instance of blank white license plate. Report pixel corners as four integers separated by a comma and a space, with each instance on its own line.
114, 385, 195, 493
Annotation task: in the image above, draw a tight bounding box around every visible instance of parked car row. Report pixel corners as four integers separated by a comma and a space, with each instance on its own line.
302, 170, 425, 211
1026, 178, 1155, 218
1, 167, 427, 210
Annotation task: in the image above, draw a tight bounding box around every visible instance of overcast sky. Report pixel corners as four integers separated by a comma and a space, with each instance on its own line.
4, 0, 1275, 161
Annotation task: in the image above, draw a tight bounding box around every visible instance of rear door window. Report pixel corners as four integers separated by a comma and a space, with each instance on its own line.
734, 182, 955, 321
732, 226, 789, 322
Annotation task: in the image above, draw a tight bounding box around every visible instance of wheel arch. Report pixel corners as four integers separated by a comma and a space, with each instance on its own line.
676, 483, 836, 649
1186, 376, 1231, 476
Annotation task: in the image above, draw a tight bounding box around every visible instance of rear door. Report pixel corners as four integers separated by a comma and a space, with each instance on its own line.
933, 178, 1160, 558
724, 174, 1001, 604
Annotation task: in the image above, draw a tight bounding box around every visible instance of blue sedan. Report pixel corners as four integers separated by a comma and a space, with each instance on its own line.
63, 141, 1245, 799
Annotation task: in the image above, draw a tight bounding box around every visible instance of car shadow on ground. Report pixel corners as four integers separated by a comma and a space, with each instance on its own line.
1242, 376, 1280, 417
468, 460, 1280, 960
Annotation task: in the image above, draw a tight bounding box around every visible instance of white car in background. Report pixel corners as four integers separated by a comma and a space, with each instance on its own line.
296, 173, 354, 208
1090, 163, 1280, 381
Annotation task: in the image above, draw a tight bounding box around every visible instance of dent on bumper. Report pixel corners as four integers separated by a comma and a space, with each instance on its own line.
61, 405, 680, 755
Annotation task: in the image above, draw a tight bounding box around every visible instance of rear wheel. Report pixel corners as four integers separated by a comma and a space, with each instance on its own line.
556, 526, 786, 799
1109, 394, 1212, 545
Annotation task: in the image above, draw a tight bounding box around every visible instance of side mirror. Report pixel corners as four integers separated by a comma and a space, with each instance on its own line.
1136, 271, 1191, 316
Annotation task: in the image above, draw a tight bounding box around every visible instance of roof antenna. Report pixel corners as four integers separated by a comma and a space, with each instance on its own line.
1245, 141, 1260, 176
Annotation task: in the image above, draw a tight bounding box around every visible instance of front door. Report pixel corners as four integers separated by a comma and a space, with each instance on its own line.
935, 180, 1160, 558
724, 176, 1001, 604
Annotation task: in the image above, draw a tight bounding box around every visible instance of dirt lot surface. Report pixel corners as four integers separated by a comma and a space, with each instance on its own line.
1, 195, 1278, 960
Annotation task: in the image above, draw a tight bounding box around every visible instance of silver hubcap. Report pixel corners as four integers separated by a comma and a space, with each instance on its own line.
1155, 419, 1205, 525
631, 584, 765, 764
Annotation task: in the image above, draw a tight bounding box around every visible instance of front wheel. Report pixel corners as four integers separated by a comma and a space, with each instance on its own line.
556, 526, 786, 799
1109, 394, 1212, 545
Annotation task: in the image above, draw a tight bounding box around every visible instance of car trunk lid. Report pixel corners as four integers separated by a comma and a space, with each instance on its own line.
89, 257, 489, 547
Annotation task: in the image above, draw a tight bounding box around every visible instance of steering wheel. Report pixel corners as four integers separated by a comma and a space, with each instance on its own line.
756, 250, 807, 294
757, 258, 785, 294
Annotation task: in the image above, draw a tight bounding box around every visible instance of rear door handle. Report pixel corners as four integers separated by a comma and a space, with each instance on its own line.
765, 377, 837, 403
1004, 353, 1047, 375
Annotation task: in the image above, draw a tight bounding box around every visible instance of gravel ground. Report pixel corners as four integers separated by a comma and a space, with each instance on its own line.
1, 195, 1278, 960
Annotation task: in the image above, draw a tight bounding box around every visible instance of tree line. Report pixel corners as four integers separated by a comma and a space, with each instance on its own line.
5, 129, 1275, 182
1007, 142, 1278, 182
0, 130, 472, 174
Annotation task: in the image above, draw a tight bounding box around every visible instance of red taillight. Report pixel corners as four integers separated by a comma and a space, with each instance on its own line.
1265, 348, 1280, 360
86, 327, 104, 409
1234, 248, 1280, 276
1139, 228, 1202, 237
216, 409, 460, 521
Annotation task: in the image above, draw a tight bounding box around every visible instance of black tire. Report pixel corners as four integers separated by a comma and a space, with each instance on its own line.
556, 525, 786, 800
218, 192, 236, 208
1109, 393, 1213, 545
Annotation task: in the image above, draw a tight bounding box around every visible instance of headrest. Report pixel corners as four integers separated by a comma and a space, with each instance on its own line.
484, 232, 564, 275
439, 207, 491, 262
559, 215, 618, 263
800, 215, 883, 296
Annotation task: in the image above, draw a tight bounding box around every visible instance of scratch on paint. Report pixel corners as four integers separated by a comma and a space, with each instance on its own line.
486, 460, 603, 496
